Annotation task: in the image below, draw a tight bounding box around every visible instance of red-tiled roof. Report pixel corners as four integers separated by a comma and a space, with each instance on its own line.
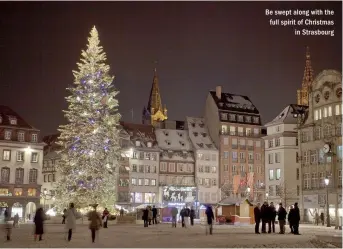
0, 105, 38, 130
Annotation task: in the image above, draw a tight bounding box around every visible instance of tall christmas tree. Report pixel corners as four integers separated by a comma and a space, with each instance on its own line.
55, 26, 121, 210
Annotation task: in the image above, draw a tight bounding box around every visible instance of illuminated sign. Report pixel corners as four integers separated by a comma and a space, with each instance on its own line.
162, 186, 196, 203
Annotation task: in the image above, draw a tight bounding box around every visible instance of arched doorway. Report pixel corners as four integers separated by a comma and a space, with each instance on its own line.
0, 202, 8, 218
12, 202, 23, 218
26, 202, 36, 221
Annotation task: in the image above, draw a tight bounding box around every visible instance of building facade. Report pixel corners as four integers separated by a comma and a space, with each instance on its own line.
120, 122, 160, 208
142, 68, 168, 126
186, 117, 219, 205
298, 69, 342, 223
155, 128, 195, 213
204, 86, 265, 203
263, 105, 308, 208
0, 105, 45, 219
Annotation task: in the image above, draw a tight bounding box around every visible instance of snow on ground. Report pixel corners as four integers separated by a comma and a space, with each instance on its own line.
0, 223, 341, 248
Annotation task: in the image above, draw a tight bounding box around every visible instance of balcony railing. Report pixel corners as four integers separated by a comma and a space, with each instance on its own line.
239, 145, 246, 150
240, 158, 246, 163
247, 146, 254, 150
232, 144, 238, 149
238, 132, 244, 136
232, 158, 238, 163
42, 166, 56, 173
248, 159, 254, 164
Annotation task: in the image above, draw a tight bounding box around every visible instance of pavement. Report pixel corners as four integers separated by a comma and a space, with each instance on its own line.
0, 223, 342, 248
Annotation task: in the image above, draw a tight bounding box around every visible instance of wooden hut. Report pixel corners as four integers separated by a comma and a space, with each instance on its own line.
216, 198, 254, 225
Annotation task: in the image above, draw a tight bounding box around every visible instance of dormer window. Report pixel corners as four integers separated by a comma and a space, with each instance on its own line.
201, 133, 207, 137
178, 132, 183, 137
18, 132, 25, 142
237, 115, 244, 122
229, 114, 236, 121
197, 143, 204, 148
4, 130, 12, 140
206, 144, 213, 148
245, 116, 252, 123
165, 140, 171, 145
31, 134, 38, 143
199, 123, 204, 128
179, 141, 185, 146
9, 118, 17, 125
135, 141, 141, 147
147, 142, 152, 148
221, 113, 228, 120
163, 131, 169, 136
193, 132, 198, 137
191, 122, 195, 127
253, 117, 260, 124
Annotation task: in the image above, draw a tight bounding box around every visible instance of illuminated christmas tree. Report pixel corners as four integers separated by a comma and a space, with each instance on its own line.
54, 26, 121, 210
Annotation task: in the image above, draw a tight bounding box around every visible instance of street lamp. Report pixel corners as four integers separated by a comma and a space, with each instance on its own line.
41, 188, 55, 211
266, 192, 269, 201
246, 187, 251, 201
324, 178, 331, 227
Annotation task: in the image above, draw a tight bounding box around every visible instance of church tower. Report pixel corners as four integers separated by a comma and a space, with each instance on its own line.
297, 46, 314, 106
142, 68, 168, 126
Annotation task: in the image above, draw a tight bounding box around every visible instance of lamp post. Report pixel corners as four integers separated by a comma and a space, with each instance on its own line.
324, 178, 331, 227
266, 193, 269, 202
246, 187, 251, 201
41, 188, 55, 211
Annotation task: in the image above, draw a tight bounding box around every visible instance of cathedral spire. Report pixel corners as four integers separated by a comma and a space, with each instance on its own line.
142, 65, 168, 126
297, 46, 314, 106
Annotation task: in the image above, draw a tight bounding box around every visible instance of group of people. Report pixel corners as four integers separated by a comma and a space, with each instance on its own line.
142, 205, 158, 227
254, 201, 301, 235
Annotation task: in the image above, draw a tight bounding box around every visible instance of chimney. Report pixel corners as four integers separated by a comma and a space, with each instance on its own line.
215, 86, 222, 99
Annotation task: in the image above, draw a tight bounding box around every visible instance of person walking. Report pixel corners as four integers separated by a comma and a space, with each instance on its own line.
171, 207, 178, 228
184, 206, 191, 228
180, 208, 185, 227
205, 205, 214, 235
292, 203, 301, 235
4, 208, 12, 241
277, 203, 287, 234
148, 206, 153, 225
269, 202, 276, 233
260, 202, 269, 233
288, 205, 294, 234
142, 207, 149, 227
254, 203, 261, 234
320, 212, 324, 226
152, 205, 158, 225
190, 207, 195, 226
62, 209, 67, 224
65, 203, 77, 241
120, 208, 124, 217
34, 207, 45, 241
315, 212, 319, 225
13, 213, 19, 228
102, 208, 109, 228
89, 205, 102, 243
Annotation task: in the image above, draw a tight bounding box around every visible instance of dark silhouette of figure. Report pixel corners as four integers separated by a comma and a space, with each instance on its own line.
254, 203, 261, 234
260, 202, 269, 233
62, 209, 67, 224
269, 202, 276, 233
292, 203, 301, 235
152, 205, 158, 224
190, 207, 195, 226
288, 205, 294, 233
34, 207, 45, 241
205, 205, 214, 235
277, 203, 287, 234
142, 208, 149, 227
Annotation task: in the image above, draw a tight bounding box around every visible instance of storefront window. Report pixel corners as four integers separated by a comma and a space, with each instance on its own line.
144, 193, 156, 203
14, 188, 23, 196
135, 193, 142, 203
27, 188, 36, 197
0, 188, 9, 196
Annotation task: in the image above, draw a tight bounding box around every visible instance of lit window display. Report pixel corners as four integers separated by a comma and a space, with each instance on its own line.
14, 188, 23, 196
134, 193, 142, 203
27, 188, 36, 197
144, 193, 156, 203
0, 188, 9, 196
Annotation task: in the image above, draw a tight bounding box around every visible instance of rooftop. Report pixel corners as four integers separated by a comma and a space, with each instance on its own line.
265, 104, 309, 127
155, 129, 193, 151
186, 117, 217, 150
0, 105, 38, 130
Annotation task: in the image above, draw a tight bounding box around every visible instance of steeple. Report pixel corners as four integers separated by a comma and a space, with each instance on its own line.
142, 67, 167, 126
297, 46, 314, 106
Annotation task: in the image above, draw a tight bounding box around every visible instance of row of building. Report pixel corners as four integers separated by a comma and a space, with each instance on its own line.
0, 47, 341, 223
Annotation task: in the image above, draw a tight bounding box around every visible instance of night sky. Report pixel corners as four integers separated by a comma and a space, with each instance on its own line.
0, 1, 341, 136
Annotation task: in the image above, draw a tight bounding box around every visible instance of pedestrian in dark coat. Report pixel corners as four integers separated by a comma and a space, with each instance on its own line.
190, 207, 195, 226
269, 202, 276, 233
292, 203, 301, 235
142, 208, 149, 227
205, 205, 214, 235
254, 203, 261, 234
277, 203, 287, 234
152, 205, 158, 225
180, 208, 185, 227
260, 202, 269, 233
320, 212, 324, 226
288, 206, 294, 233
34, 207, 45, 241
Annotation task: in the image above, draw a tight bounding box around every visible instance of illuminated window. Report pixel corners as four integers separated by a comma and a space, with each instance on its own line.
2, 150, 11, 161
134, 193, 142, 203
31, 134, 38, 142
323, 107, 327, 118
14, 188, 22, 196
276, 169, 281, 180
314, 110, 318, 120
319, 109, 322, 119
144, 193, 156, 203
17, 132, 25, 142
131, 178, 137, 185
335, 104, 340, 115
144, 179, 149, 186
27, 188, 36, 197
1, 167, 10, 183
29, 169, 38, 183
0, 188, 9, 196
269, 169, 274, 180
31, 153, 38, 163
4, 130, 11, 140
328, 106, 332, 116
16, 151, 24, 162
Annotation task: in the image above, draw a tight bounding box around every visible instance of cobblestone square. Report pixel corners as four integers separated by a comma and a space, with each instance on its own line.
0, 223, 342, 248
